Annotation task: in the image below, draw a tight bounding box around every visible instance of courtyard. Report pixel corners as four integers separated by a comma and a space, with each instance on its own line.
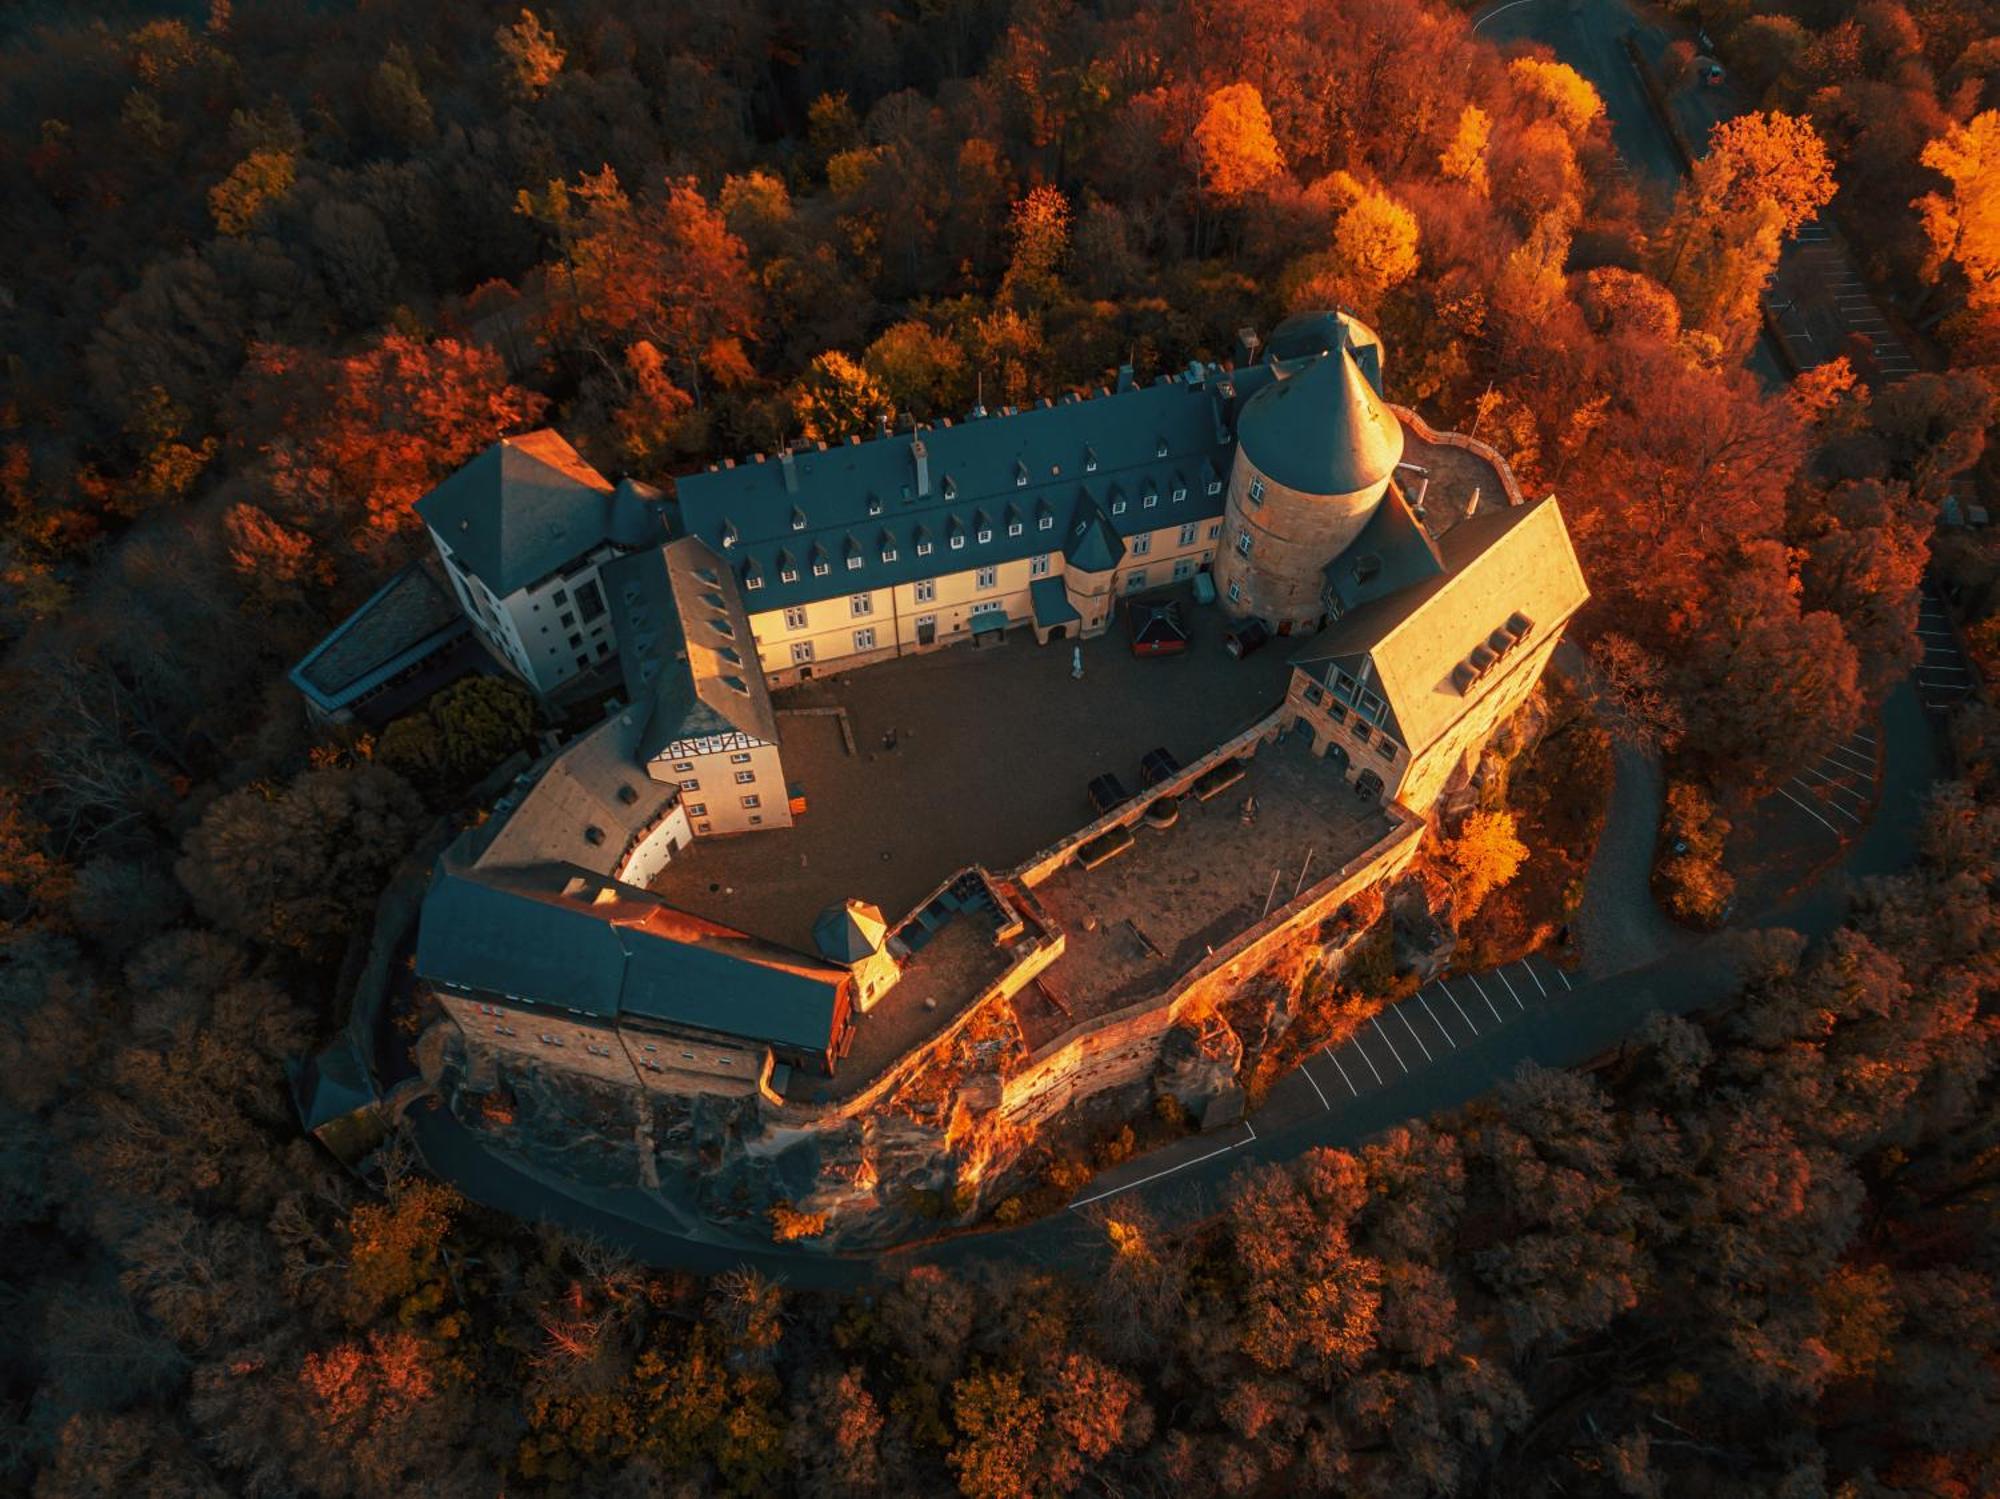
648, 586, 1298, 951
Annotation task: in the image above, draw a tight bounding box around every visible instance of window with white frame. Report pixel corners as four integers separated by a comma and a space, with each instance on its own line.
1173, 485, 1187, 502
853, 626, 877, 650
1235, 528, 1253, 557
791, 641, 814, 664
1131, 534, 1152, 555
976, 566, 997, 589
679, 777, 700, 791
1031, 553, 1051, 577
729, 752, 752, 763
812, 559, 831, 577
741, 794, 760, 808
1178, 522, 1199, 546
850, 593, 872, 617
915, 579, 936, 603
1248, 475, 1266, 505
734, 770, 756, 784
846, 554, 863, 571
784, 606, 808, 630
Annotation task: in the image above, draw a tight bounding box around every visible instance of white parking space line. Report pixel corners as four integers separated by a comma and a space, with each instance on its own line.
1825, 747, 1875, 774
1803, 768, 1868, 803
1300, 1060, 1331, 1110
1416, 990, 1457, 1047
1849, 729, 1876, 744
1394, 1005, 1435, 1063
1468, 974, 1504, 1024
1555, 964, 1574, 991
1777, 784, 1841, 834
1325, 1047, 1361, 1097
1350, 1034, 1386, 1087
1495, 967, 1526, 1010
1918, 628, 1955, 638
1371, 1016, 1410, 1073
1793, 778, 1862, 823
1437, 982, 1480, 1035
1521, 960, 1550, 999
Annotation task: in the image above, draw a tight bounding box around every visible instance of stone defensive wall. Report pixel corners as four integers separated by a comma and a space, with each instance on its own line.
995, 806, 1422, 1130
1388, 404, 1526, 509
782, 708, 1425, 1136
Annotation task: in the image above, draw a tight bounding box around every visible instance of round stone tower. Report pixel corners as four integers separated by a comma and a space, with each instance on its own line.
1215, 313, 1405, 633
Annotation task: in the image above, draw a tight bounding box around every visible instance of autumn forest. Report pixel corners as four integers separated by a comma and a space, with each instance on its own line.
2, 0, 1998, 1495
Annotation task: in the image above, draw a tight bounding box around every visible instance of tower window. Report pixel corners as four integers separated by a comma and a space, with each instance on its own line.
1248, 476, 1266, 505
1235, 529, 1253, 558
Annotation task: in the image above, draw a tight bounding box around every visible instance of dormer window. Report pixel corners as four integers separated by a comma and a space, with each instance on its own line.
1143, 484, 1158, 509
950, 532, 966, 550
778, 550, 799, 584
791, 507, 807, 531
1015, 460, 1029, 488
1111, 497, 1127, 516
977, 526, 993, 544
1156, 437, 1168, 458
1172, 485, 1187, 503
942, 475, 957, 500
846, 554, 863, 571
1084, 445, 1098, 473
719, 520, 739, 548
1207, 479, 1222, 496
813, 560, 831, 577
866, 493, 883, 516
1039, 514, 1054, 531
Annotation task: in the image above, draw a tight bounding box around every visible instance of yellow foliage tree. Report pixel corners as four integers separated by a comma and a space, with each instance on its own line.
208, 148, 295, 235
1915, 110, 2000, 314
1194, 82, 1286, 200
793, 350, 892, 444
496, 8, 564, 98
1334, 184, 1421, 303
1508, 58, 1606, 138
1445, 810, 1528, 916
1690, 111, 1837, 239
1440, 104, 1492, 195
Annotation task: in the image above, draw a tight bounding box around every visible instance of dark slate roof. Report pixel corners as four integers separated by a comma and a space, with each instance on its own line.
1265, 309, 1385, 390
673, 368, 1273, 612
418, 861, 633, 1018
289, 561, 468, 713
1064, 492, 1127, 572
1030, 576, 1080, 628
812, 899, 887, 964
416, 431, 636, 596
289, 1035, 377, 1132
1129, 600, 1190, 646
417, 856, 849, 1054
470, 708, 675, 876
603, 537, 779, 761
1238, 344, 1404, 497
1321, 484, 1444, 616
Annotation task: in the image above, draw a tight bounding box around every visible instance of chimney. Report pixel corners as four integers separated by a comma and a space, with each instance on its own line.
912, 435, 931, 498
1465, 486, 1482, 518
1413, 474, 1431, 518
1234, 326, 1262, 366
1114, 363, 1135, 392
780, 447, 798, 494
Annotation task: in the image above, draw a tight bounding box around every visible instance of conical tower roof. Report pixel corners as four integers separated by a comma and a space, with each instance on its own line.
812, 899, 888, 964
1236, 345, 1405, 498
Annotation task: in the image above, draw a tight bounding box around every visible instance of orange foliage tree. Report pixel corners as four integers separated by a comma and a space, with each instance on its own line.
240, 332, 545, 551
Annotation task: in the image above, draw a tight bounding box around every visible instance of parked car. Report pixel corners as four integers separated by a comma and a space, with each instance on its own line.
1223, 619, 1271, 658
1139, 745, 1182, 787
1087, 772, 1131, 815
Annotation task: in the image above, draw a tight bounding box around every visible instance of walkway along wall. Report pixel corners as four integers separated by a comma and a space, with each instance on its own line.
996, 806, 1424, 1130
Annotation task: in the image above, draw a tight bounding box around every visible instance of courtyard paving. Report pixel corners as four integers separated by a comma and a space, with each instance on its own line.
648, 589, 1297, 951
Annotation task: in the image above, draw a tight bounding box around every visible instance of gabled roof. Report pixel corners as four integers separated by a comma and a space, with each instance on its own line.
1238, 344, 1404, 497
416, 432, 628, 596
418, 857, 850, 1055
1290, 496, 1589, 755
603, 537, 779, 760
674, 367, 1275, 612
1320, 484, 1444, 616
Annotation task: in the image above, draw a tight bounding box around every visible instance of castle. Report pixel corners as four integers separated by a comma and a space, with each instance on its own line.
298, 311, 1587, 1232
